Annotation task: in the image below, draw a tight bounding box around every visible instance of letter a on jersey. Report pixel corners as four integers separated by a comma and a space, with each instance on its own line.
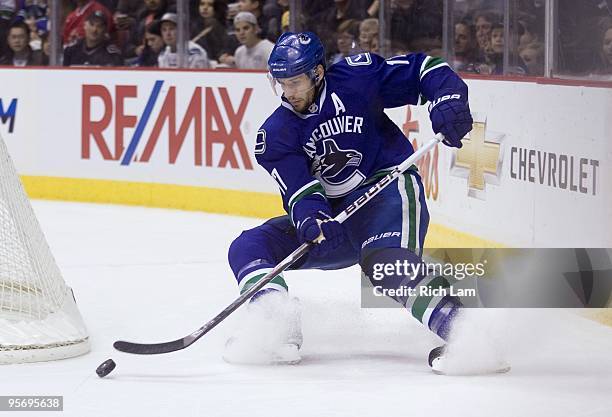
331, 92, 346, 116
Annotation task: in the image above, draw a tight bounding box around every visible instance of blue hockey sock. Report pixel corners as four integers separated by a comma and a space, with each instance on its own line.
361, 248, 463, 340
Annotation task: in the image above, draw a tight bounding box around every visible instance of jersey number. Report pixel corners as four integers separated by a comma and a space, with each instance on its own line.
255, 130, 266, 155
386, 55, 410, 65
271, 168, 288, 195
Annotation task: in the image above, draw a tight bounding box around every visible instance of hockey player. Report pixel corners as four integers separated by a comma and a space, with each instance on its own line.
225, 32, 473, 370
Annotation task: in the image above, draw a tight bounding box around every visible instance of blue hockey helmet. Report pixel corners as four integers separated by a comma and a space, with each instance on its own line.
267, 31, 325, 79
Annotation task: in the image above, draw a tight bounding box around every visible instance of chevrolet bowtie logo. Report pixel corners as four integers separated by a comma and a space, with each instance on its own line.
450, 117, 504, 199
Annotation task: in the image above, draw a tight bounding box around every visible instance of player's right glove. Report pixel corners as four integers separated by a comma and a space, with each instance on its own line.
297, 213, 345, 258
429, 90, 473, 148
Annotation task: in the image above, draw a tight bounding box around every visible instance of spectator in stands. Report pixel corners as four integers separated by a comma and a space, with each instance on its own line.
158, 12, 210, 68
226, 0, 239, 21
518, 41, 544, 75
23, 10, 46, 51
476, 22, 526, 75
124, 0, 174, 59
317, 0, 366, 57
0, 20, 44, 66
237, 0, 269, 39
452, 20, 478, 72
16, 1, 47, 21
191, 0, 234, 61
475, 22, 500, 74
0, 0, 17, 58
473, 10, 498, 56
232, 11, 273, 69
238, 0, 260, 18
62, 0, 114, 46
517, 12, 543, 50
136, 19, 163, 66
557, 0, 606, 75
261, 0, 288, 41
18, 1, 50, 53
112, 0, 141, 56
358, 17, 378, 52
488, 21, 504, 71
63, 10, 123, 66
114, 0, 140, 32
330, 19, 360, 64
593, 19, 612, 74
16, 0, 48, 51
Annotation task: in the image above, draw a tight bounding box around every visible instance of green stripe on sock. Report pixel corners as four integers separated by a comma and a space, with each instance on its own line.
411, 275, 451, 322
240, 273, 288, 294
404, 173, 417, 252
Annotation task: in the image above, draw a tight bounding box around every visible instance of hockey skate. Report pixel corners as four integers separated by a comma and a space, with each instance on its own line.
428, 345, 511, 375
223, 290, 303, 365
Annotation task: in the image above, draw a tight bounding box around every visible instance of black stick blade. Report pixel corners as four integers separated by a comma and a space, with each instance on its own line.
113, 339, 188, 355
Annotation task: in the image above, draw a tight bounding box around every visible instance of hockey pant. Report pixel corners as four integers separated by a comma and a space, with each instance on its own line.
228, 170, 460, 340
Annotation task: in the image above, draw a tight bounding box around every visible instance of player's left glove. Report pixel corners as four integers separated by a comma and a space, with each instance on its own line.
429, 91, 473, 148
297, 213, 345, 258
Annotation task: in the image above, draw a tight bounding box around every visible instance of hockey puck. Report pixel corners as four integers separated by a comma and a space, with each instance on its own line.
96, 359, 116, 378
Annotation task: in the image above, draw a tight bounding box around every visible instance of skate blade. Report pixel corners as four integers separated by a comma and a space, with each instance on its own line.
270, 357, 301, 365
222, 354, 302, 366
223, 343, 301, 366
266, 343, 302, 365
432, 365, 511, 376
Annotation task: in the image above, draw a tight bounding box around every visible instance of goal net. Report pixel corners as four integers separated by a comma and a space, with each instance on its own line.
0, 132, 89, 363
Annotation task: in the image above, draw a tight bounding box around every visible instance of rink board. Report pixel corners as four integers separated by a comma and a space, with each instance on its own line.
0, 66, 610, 247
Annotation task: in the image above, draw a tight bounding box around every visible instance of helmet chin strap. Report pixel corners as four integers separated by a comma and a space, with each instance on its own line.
302, 74, 323, 110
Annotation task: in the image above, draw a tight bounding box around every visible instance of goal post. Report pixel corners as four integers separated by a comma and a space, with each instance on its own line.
0, 132, 89, 363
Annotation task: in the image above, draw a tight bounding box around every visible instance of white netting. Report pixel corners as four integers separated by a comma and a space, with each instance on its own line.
0, 132, 89, 363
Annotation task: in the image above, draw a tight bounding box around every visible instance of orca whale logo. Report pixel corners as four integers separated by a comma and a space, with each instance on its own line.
316, 139, 362, 179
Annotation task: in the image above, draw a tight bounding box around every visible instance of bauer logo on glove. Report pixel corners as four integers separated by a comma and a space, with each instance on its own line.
429, 91, 474, 149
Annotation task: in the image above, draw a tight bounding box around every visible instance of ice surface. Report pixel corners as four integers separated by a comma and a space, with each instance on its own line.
1, 201, 611, 417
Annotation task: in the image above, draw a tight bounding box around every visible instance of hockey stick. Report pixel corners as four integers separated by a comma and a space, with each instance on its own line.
113, 134, 444, 355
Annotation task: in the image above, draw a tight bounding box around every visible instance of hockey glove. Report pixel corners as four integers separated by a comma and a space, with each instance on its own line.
297, 214, 345, 258
429, 91, 473, 148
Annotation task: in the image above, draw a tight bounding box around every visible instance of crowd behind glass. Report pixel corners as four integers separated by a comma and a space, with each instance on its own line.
0, 0, 611, 78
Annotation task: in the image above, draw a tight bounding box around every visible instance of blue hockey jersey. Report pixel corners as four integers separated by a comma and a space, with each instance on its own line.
255, 52, 469, 226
